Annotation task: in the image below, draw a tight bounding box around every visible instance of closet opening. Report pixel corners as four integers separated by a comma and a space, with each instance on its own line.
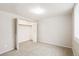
15, 18, 37, 50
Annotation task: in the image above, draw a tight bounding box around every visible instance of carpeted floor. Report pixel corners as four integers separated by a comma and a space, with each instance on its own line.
0, 41, 73, 56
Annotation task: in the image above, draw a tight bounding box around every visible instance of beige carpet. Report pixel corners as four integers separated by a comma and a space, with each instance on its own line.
0, 41, 73, 56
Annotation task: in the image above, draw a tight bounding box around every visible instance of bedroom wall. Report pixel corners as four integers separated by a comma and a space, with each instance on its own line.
0, 11, 16, 54
72, 4, 79, 56
38, 14, 72, 48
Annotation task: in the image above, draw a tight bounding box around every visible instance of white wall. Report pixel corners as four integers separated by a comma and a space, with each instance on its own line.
74, 4, 79, 39
0, 12, 15, 54
38, 15, 72, 48
72, 4, 79, 56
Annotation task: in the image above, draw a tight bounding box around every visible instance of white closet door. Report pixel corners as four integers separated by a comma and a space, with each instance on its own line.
17, 25, 32, 43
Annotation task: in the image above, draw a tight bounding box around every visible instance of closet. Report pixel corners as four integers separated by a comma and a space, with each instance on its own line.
16, 18, 37, 49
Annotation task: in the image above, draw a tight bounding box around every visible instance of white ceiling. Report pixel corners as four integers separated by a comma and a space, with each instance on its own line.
0, 3, 74, 20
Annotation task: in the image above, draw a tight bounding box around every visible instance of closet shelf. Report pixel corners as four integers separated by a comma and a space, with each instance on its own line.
18, 24, 32, 26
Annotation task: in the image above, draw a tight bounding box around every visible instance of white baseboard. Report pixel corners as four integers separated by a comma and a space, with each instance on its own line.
39, 40, 72, 48
0, 47, 14, 55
